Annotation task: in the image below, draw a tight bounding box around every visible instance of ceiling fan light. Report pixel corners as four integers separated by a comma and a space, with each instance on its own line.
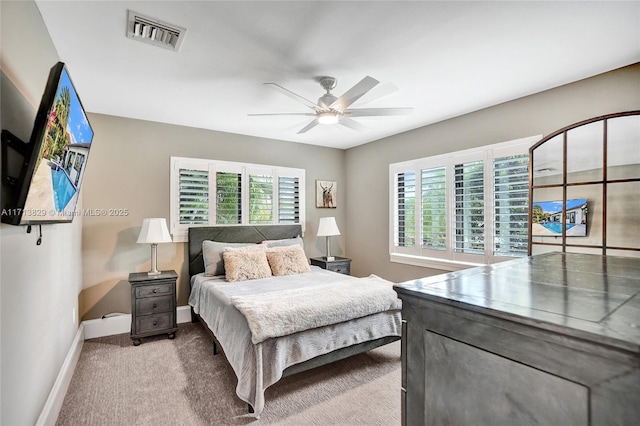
318, 112, 339, 124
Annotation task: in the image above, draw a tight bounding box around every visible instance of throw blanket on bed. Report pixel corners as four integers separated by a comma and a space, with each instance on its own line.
229, 274, 401, 344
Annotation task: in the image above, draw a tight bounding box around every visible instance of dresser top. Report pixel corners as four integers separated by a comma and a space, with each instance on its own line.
129, 270, 178, 283
395, 252, 640, 353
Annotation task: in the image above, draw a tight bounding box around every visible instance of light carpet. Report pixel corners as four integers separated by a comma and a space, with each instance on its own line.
56, 322, 401, 425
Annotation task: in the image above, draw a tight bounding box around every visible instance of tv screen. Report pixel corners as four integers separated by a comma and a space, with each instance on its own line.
531, 198, 588, 237
1, 62, 93, 225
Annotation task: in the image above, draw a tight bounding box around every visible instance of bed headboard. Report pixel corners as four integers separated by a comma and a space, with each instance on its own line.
188, 225, 303, 277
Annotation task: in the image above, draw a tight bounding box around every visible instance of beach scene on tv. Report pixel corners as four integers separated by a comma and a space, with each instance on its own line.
21, 68, 94, 223
531, 198, 588, 237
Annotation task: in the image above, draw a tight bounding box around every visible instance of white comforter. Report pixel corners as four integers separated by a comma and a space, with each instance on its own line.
189, 267, 402, 417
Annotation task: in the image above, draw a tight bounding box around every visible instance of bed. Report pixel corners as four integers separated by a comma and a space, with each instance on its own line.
187, 225, 402, 417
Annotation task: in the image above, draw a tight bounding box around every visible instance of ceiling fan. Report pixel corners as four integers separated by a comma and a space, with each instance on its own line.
249, 76, 413, 134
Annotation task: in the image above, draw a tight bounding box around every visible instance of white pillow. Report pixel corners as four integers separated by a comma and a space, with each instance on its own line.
202, 241, 260, 276
261, 236, 304, 248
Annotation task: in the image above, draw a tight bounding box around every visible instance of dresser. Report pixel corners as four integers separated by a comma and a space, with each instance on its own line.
394, 253, 640, 426
129, 270, 178, 346
309, 256, 351, 275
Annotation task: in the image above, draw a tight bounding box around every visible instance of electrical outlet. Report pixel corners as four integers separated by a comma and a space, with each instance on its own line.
72, 308, 77, 325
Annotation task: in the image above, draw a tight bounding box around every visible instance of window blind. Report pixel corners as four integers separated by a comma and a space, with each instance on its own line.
421, 166, 447, 250
395, 171, 416, 247
249, 174, 273, 224
215, 172, 242, 224
178, 169, 209, 224
493, 154, 529, 256
454, 160, 485, 254
278, 176, 299, 223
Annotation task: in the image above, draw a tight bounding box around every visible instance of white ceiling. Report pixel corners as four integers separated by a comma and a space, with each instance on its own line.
36, 1, 640, 149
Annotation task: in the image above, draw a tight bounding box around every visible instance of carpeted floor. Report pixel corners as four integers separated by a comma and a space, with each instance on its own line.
56, 323, 401, 425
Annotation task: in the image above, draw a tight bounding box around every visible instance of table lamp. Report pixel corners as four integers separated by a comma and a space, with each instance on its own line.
137, 218, 172, 275
317, 217, 340, 261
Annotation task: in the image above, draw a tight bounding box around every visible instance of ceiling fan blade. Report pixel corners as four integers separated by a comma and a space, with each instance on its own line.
265, 83, 318, 111
248, 113, 316, 116
345, 107, 413, 117
339, 117, 369, 132
330, 76, 379, 112
354, 82, 399, 106
297, 118, 320, 134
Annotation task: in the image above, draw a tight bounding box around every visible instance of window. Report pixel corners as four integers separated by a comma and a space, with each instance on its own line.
171, 157, 305, 241
389, 136, 538, 270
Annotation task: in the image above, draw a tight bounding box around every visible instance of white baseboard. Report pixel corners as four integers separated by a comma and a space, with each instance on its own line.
36, 324, 85, 426
82, 305, 192, 340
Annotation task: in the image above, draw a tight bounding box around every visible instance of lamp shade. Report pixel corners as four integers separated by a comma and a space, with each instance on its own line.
317, 217, 340, 237
137, 218, 172, 244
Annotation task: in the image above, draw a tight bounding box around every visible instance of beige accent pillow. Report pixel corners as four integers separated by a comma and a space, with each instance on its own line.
223, 250, 272, 282
266, 245, 311, 276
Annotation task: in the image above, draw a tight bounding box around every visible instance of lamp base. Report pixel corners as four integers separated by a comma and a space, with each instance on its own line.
325, 256, 335, 261
147, 270, 161, 276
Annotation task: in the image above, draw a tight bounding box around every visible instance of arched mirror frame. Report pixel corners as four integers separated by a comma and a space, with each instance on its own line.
528, 110, 640, 256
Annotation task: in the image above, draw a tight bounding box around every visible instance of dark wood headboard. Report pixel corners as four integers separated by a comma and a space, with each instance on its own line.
188, 225, 303, 277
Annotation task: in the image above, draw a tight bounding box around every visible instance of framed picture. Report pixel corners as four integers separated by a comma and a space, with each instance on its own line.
316, 180, 337, 208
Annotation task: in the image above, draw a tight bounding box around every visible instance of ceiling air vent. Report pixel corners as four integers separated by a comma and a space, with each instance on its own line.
126, 10, 186, 52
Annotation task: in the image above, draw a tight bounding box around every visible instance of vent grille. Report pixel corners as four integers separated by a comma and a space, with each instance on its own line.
127, 10, 186, 51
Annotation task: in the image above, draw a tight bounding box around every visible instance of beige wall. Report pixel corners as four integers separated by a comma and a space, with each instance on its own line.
80, 115, 346, 320
1, 1, 83, 425
344, 64, 640, 283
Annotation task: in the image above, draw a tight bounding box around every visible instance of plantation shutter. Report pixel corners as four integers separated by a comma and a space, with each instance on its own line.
454, 160, 485, 254
278, 176, 299, 223
249, 174, 273, 224
395, 171, 416, 247
178, 169, 209, 224
216, 172, 242, 224
421, 166, 446, 250
493, 154, 529, 256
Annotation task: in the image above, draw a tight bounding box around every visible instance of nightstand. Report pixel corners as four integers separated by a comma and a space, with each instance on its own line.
310, 256, 352, 275
129, 270, 178, 346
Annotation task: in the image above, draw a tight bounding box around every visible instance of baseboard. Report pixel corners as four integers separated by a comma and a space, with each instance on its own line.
36, 324, 85, 426
83, 305, 192, 340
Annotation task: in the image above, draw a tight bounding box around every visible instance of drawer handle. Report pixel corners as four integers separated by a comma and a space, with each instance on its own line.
152, 289, 157, 294
153, 320, 158, 326
152, 303, 157, 308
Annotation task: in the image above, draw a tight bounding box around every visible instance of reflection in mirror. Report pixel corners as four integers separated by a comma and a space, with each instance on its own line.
606, 182, 640, 249
607, 249, 640, 259
532, 134, 563, 186
529, 111, 640, 256
531, 187, 564, 244
608, 115, 640, 180
531, 244, 559, 255
567, 185, 602, 246
566, 121, 603, 183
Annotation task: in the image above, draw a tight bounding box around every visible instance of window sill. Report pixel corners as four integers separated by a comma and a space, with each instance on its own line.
390, 253, 483, 272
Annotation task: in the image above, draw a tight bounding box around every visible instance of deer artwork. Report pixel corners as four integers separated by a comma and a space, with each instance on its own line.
320, 182, 335, 208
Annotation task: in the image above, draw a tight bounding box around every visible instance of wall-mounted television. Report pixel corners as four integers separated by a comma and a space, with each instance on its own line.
531, 198, 588, 237
1, 62, 93, 225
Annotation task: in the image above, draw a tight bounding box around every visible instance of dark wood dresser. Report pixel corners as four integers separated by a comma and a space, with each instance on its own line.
129, 270, 178, 346
310, 256, 351, 275
394, 252, 640, 426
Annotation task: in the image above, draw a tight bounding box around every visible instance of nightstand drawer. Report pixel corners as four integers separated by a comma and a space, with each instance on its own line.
136, 295, 173, 315
136, 312, 174, 334
135, 282, 173, 298
326, 262, 350, 275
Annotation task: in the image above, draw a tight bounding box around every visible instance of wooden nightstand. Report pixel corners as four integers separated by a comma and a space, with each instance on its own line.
129, 270, 178, 346
310, 257, 352, 275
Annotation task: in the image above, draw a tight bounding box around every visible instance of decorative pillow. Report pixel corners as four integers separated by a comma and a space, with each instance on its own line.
203, 241, 260, 276
223, 250, 272, 282
266, 245, 311, 276
261, 236, 304, 248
